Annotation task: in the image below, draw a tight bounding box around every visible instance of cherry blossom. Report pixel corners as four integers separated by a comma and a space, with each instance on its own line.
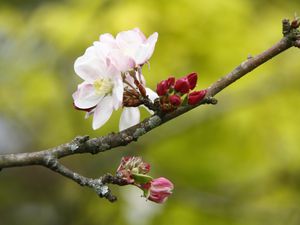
73, 44, 123, 130
99, 28, 158, 71
73, 28, 159, 131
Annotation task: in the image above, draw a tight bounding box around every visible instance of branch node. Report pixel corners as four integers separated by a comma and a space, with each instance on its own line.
206, 97, 218, 105
282, 18, 291, 36
69, 135, 90, 152
75, 135, 90, 144
43, 154, 58, 168
92, 178, 118, 202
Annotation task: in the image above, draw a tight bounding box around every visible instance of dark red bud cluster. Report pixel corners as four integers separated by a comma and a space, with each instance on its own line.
156, 72, 207, 112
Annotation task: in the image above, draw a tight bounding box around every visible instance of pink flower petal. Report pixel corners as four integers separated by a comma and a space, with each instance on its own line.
109, 49, 135, 72
73, 82, 102, 109
145, 32, 158, 60
92, 96, 114, 130
119, 107, 140, 131
145, 87, 158, 102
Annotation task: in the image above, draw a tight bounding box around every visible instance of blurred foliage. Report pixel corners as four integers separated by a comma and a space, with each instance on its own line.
0, 0, 300, 225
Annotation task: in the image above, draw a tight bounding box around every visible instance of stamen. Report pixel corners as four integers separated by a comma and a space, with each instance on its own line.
93, 78, 113, 95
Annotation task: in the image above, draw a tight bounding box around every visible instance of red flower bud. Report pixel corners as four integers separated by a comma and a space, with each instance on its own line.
156, 80, 169, 96
174, 78, 190, 94
188, 90, 207, 105
186, 72, 197, 90
156, 76, 176, 96
169, 94, 181, 106
167, 76, 175, 87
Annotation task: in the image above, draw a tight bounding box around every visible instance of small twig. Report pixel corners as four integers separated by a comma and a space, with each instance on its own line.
43, 153, 125, 202
141, 96, 160, 112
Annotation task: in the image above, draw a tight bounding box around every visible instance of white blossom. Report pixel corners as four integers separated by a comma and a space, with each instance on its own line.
73, 44, 123, 130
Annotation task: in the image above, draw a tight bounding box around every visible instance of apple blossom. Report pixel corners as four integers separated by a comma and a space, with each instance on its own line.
100, 28, 158, 71
73, 43, 124, 130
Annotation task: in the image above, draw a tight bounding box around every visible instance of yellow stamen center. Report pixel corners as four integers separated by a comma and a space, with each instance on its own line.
93, 78, 113, 95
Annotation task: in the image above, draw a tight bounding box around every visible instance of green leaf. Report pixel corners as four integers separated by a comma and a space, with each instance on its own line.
132, 173, 153, 184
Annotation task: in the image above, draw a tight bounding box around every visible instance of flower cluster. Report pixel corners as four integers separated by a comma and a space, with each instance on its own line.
73, 28, 158, 130
116, 156, 174, 203
156, 72, 207, 112
72, 29, 208, 204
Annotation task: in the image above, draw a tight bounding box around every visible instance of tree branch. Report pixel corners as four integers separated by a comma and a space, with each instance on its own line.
0, 18, 299, 201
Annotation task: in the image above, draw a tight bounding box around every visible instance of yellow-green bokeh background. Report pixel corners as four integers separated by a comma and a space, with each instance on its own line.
1, 0, 300, 224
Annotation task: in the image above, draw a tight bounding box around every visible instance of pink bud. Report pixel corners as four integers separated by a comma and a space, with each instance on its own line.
186, 72, 198, 90
169, 94, 181, 106
188, 90, 207, 105
147, 177, 174, 203
174, 78, 190, 94
156, 80, 169, 96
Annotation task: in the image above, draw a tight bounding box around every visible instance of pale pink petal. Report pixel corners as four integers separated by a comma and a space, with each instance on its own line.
109, 49, 135, 72
74, 47, 106, 83
73, 83, 102, 109
145, 32, 158, 60
92, 96, 114, 130
116, 29, 144, 45
116, 29, 158, 65
93, 41, 120, 63
133, 28, 147, 42
99, 33, 115, 44
134, 45, 150, 65
119, 107, 140, 131
74, 59, 99, 83
145, 87, 158, 102
141, 88, 159, 115
116, 30, 142, 60
112, 76, 124, 110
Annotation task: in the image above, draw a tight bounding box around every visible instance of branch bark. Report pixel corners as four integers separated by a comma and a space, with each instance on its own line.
0, 18, 299, 201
